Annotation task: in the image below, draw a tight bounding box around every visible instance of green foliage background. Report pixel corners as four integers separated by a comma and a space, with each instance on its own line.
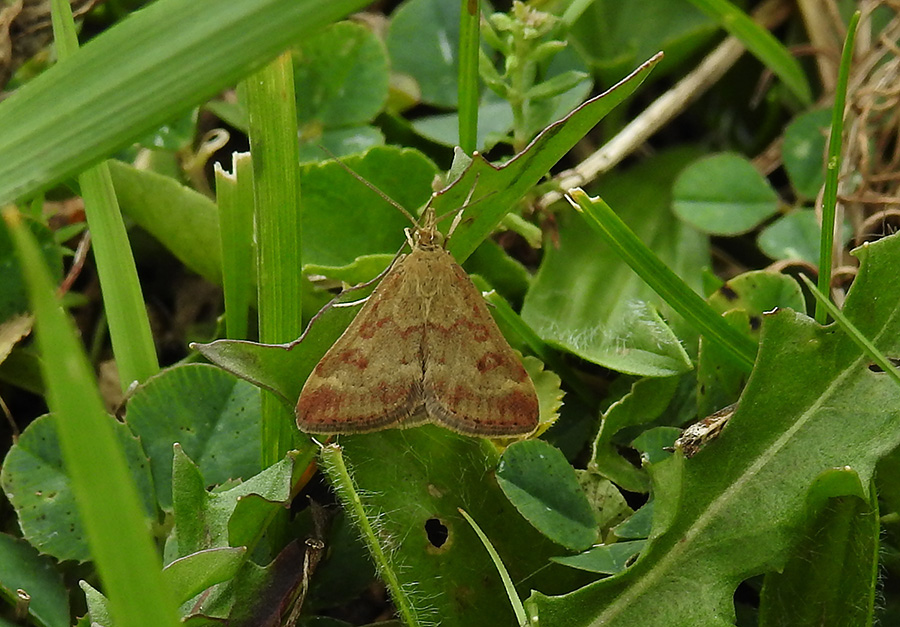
1, 1, 898, 626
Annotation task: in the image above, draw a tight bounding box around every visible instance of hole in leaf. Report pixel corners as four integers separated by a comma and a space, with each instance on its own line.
868, 357, 900, 373
718, 284, 738, 301
425, 517, 449, 548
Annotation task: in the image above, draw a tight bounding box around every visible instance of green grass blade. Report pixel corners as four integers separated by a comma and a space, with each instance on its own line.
52, 0, 159, 390
458, 0, 481, 153
77, 166, 160, 389
215, 153, 255, 341
49, 0, 79, 55
568, 188, 757, 372
458, 508, 529, 626
685, 0, 812, 105
244, 53, 303, 465
2, 208, 179, 627
0, 0, 371, 205
800, 273, 900, 390
816, 11, 860, 324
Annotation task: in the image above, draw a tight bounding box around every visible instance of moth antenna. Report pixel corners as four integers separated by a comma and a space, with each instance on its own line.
435, 173, 483, 238
333, 295, 372, 308
319, 145, 418, 225
446, 205, 465, 240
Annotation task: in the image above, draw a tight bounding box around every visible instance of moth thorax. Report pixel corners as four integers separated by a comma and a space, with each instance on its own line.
414, 226, 445, 250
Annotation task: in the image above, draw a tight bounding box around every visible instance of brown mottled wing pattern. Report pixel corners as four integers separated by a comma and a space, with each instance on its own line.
296, 254, 428, 433
416, 248, 539, 436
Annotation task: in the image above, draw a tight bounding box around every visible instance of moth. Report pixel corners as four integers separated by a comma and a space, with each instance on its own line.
675, 403, 735, 458
296, 195, 539, 437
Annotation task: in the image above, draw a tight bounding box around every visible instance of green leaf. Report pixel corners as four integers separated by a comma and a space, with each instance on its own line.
168, 445, 302, 563
242, 50, 303, 463
108, 160, 223, 285
321, 427, 590, 627
574, 470, 633, 533
458, 509, 528, 626
298, 146, 437, 267
612, 502, 653, 540
170, 445, 208, 561
79, 582, 112, 627
0, 0, 373, 204
631, 426, 682, 465
815, 10, 859, 326
697, 270, 804, 416
0, 413, 156, 563
525, 230, 900, 625
387, 0, 463, 107
781, 109, 831, 200
758, 208, 854, 264
296, 126, 385, 162
214, 153, 254, 340
410, 93, 514, 149
76, 155, 160, 390
672, 152, 780, 235
551, 540, 646, 575
456, 0, 481, 154
0, 532, 69, 627
293, 21, 389, 129
304, 254, 396, 286
523, 149, 703, 377
569, 0, 715, 86
496, 440, 598, 551
590, 376, 680, 493
125, 364, 262, 510
759, 469, 878, 627
163, 547, 247, 606
571, 189, 757, 372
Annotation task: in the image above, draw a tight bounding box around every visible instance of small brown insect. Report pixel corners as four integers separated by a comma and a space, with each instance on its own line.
296, 200, 539, 437
675, 403, 735, 459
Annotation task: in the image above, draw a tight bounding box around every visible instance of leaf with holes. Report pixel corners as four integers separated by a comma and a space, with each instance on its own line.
526, 231, 900, 625
325, 426, 593, 627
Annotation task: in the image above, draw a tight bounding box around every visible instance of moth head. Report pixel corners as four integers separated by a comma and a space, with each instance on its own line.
413, 224, 445, 250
